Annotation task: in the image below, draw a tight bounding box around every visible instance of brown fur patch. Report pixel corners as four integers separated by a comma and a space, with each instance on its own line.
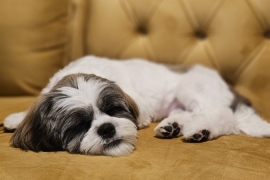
119, 87, 140, 124
11, 95, 50, 151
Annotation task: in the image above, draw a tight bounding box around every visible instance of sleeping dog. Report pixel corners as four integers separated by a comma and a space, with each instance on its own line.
4, 56, 270, 156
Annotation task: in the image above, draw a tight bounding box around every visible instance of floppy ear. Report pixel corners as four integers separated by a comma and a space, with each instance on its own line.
115, 84, 140, 127
123, 92, 139, 121
11, 93, 63, 152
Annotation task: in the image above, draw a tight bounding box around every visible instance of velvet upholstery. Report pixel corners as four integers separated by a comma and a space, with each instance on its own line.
1, 0, 270, 179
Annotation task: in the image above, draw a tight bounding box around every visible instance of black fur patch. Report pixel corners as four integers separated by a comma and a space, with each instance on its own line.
11, 73, 139, 154
229, 88, 252, 112
97, 85, 138, 125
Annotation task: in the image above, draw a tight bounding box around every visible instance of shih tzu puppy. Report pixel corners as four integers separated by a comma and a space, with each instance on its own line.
4, 56, 270, 156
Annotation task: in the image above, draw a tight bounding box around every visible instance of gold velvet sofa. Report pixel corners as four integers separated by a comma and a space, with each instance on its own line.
1, 0, 270, 179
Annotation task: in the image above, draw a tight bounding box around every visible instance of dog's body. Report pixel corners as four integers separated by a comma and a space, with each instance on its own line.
4, 56, 270, 156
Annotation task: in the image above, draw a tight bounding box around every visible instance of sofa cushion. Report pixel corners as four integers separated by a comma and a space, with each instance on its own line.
0, 0, 69, 95
0, 97, 270, 179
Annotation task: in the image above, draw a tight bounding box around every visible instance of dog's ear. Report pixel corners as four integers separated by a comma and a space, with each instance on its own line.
115, 85, 139, 126
11, 93, 63, 152
123, 93, 139, 121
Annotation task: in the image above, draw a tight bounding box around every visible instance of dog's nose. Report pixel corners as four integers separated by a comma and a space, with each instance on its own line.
97, 123, 116, 138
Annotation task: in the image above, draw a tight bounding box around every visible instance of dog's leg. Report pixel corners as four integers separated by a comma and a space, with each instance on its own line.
234, 104, 270, 137
154, 109, 188, 138
154, 64, 239, 141
155, 107, 239, 142
3, 111, 27, 130
181, 107, 239, 142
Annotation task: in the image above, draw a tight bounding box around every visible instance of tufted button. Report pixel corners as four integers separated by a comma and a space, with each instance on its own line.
194, 30, 207, 39
137, 25, 148, 35
264, 30, 270, 39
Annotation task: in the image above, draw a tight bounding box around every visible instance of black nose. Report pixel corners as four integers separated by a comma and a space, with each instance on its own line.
97, 123, 116, 138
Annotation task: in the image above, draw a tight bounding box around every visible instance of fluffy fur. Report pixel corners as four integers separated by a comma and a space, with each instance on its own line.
4, 56, 270, 156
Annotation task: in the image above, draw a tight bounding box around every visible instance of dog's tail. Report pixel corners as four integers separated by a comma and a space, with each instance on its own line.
234, 104, 270, 137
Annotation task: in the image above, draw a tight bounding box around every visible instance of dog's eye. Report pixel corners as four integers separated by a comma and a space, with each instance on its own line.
106, 106, 127, 116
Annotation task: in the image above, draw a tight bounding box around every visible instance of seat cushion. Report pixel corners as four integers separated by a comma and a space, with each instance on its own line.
0, 97, 270, 179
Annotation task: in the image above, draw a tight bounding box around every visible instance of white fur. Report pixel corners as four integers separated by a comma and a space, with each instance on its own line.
79, 114, 137, 156
4, 55, 270, 156
56, 76, 107, 111
4, 111, 27, 131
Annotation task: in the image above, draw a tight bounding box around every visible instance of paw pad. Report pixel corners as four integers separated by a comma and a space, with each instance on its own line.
189, 129, 210, 142
160, 122, 181, 138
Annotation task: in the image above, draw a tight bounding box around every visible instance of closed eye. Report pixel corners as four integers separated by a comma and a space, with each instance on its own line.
106, 106, 128, 117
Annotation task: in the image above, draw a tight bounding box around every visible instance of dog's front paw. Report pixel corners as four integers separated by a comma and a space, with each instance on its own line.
154, 122, 181, 138
3, 111, 26, 130
185, 129, 210, 142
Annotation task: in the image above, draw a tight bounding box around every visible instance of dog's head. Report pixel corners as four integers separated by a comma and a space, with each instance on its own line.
12, 73, 139, 156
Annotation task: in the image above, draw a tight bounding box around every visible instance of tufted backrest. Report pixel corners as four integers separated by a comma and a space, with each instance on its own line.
68, 0, 270, 118
1, 0, 270, 118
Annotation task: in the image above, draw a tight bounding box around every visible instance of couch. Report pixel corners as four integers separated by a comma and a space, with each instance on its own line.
1, 0, 270, 179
